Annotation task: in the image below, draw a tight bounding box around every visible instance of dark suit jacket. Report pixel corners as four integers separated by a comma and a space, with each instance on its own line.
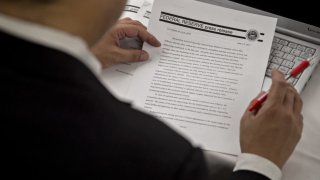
1, 30, 269, 180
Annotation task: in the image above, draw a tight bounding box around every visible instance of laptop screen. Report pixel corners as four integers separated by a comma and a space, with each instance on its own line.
230, 0, 320, 28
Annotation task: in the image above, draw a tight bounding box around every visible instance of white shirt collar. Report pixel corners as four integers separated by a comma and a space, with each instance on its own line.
0, 13, 102, 76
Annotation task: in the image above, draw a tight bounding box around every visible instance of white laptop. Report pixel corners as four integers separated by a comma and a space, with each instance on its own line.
197, 0, 320, 92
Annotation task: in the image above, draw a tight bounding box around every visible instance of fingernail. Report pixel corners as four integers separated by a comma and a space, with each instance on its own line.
151, 35, 161, 46
155, 38, 161, 46
140, 51, 149, 61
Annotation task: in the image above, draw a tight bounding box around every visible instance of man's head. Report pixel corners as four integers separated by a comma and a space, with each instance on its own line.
0, 0, 127, 45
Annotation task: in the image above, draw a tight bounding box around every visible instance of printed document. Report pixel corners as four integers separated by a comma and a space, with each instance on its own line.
126, 0, 277, 154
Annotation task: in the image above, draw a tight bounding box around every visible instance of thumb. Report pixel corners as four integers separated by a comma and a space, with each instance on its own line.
115, 48, 150, 63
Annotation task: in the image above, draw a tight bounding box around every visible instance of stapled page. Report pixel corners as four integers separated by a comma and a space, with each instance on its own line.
127, 0, 277, 154
119, 0, 145, 20
135, 0, 154, 26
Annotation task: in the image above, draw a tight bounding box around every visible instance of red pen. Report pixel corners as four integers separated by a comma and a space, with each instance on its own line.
249, 57, 314, 112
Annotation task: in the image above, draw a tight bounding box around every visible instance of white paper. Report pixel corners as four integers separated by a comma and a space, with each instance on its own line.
126, 0, 277, 154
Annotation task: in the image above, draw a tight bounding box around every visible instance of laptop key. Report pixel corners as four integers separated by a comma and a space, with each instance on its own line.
272, 43, 283, 50
284, 54, 295, 61
269, 63, 280, 70
294, 57, 304, 62
282, 60, 294, 68
297, 45, 306, 51
272, 50, 285, 58
300, 52, 313, 59
291, 49, 301, 56
305, 48, 316, 55
278, 66, 289, 75
279, 40, 289, 46
271, 57, 283, 65
287, 77, 295, 85
288, 42, 298, 49
281, 46, 293, 53
266, 68, 272, 77
269, 55, 274, 61
270, 49, 275, 54
273, 37, 280, 43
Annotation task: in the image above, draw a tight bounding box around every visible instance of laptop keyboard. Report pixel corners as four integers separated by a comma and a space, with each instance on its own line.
266, 36, 316, 85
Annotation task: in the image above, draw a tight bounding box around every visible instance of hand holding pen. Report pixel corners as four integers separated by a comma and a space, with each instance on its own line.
249, 57, 314, 112
241, 69, 303, 168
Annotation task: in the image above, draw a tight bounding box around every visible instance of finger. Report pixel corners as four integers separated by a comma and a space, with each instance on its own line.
267, 69, 288, 104
283, 88, 295, 112
115, 48, 150, 63
286, 86, 304, 130
120, 25, 161, 47
292, 87, 303, 115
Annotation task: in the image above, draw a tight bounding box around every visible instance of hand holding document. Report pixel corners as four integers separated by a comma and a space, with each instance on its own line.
101, 0, 155, 101
126, 0, 277, 154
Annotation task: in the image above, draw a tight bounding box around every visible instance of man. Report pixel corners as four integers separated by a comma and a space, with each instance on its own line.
0, 0, 303, 179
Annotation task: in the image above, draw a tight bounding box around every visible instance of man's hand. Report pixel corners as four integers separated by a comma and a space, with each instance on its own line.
240, 70, 303, 169
90, 18, 161, 68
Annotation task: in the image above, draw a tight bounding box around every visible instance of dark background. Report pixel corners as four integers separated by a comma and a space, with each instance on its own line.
230, 0, 319, 27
